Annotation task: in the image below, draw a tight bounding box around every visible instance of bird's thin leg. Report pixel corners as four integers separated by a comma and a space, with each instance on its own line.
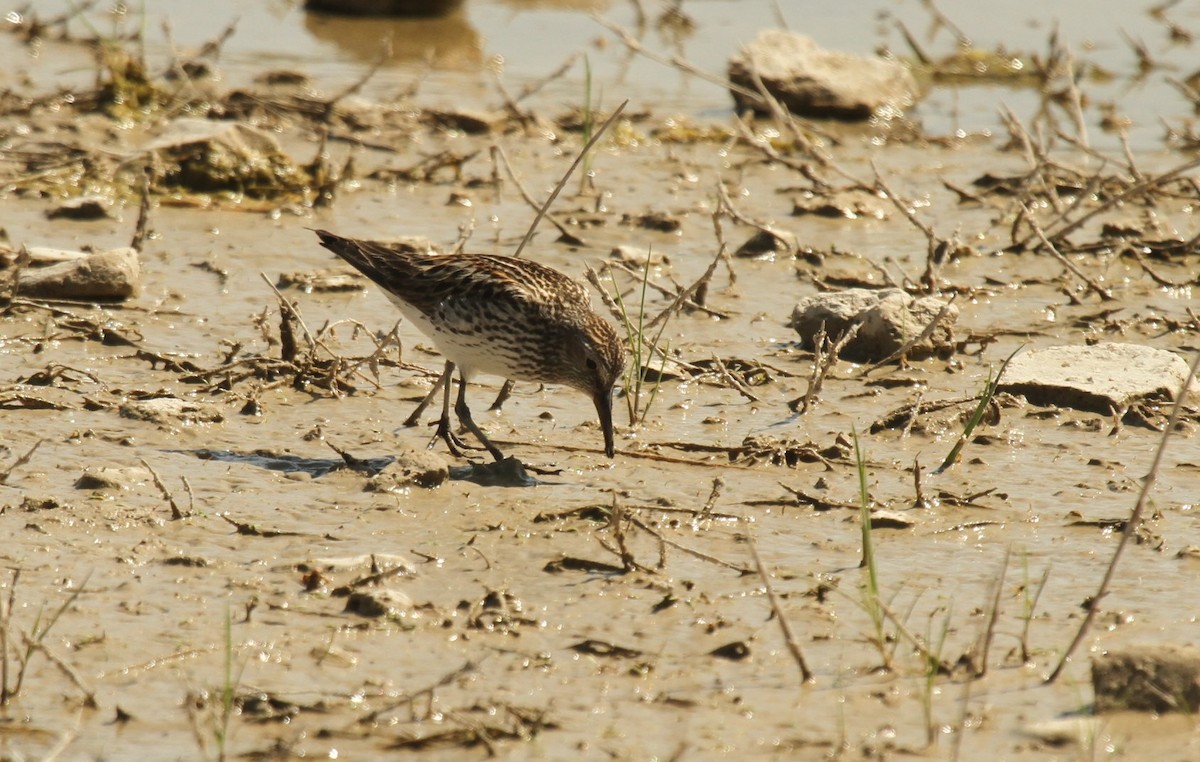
404, 366, 448, 427
454, 375, 505, 462
410, 370, 510, 421
430, 361, 468, 457
489, 379, 515, 412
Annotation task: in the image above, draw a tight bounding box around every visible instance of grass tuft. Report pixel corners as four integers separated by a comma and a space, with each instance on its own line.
852, 426, 890, 672
611, 250, 671, 428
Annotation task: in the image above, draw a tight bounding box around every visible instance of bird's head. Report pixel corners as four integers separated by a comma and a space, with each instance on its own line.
560, 314, 625, 458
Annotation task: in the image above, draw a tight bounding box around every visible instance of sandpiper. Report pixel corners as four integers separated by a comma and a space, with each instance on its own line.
313, 229, 625, 459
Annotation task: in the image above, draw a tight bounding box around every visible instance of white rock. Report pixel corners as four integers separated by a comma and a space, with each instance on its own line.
728, 30, 918, 120
18, 247, 140, 300
789, 287, 957, 362
1000, 343, 1195, 412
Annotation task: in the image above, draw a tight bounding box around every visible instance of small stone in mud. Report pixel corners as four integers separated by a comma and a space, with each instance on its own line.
868, 510, 916, 529
789, 288, 958, 363
162, 555, 210, 567
239, 398, 263, 416
343, 588, 413, 618
999, 343, 1196, 414
305, 553, 417, 575
119, 397, 224, 426
1092, 644, 1200, 713
17, 247, 140, 301
367, 449, 449, 490
728, 30, 918, 120
20, 495, 70, 511
733, 229, 794, 259
710, 640, 751, 661
255, 69, 310, 87
276, 267, 366, 292
1022, 717, 1102, 746
609, 245, 669, 269
792, 189, 889, 220
75, 466, 153, 491
627, 211, 683, 233
422, 108, 498, 134
45, 195, 113, 220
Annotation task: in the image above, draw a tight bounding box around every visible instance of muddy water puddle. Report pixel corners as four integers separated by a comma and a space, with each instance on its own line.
2, 0, 1200, 760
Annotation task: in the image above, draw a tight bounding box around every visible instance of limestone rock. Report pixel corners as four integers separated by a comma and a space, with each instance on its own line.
17, 247, 140, 300
789, 287, 957, 362
728, 30, 918, 120
999, 343, 1195, 413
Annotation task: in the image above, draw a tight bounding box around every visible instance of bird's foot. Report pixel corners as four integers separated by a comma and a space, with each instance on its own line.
430, 418, 483, 460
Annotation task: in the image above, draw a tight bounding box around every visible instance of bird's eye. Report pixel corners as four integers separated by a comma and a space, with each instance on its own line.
585, 358, 598, 370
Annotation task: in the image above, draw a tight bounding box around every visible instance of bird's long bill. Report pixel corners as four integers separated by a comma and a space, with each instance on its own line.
593, 389, 616, 458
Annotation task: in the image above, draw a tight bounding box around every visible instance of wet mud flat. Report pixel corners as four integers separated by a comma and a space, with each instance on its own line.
1, 2, 1199, 759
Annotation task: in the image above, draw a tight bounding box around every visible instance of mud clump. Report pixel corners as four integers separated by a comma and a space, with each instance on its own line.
1093, 645, 1200, 713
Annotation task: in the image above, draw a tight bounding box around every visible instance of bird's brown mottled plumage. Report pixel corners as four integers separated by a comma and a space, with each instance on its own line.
313, 229, 625, 459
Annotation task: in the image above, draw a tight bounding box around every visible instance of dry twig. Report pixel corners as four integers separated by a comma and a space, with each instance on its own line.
140, 458, 184, 520
747, 530, 813, 682
0, 439, 43, 485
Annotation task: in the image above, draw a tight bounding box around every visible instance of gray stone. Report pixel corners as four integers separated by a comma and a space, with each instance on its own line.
999, 343, 1195, 413
45, 195, 113, 220
276, 268, 366, 293
18, 247, 140, 300
75, 466, 152, 491
422, 108, 499, 134
609, 245, 669, 269
1022, 718, 1102, 746
728, 30, 918, 120
305, 553, 417, 575
119, 397, 224, 425
789, 287, 957, 362
869, 510, 916, 529
733, 229, 795, 260
344, 589, 413, 618
792, 189, 889, 220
